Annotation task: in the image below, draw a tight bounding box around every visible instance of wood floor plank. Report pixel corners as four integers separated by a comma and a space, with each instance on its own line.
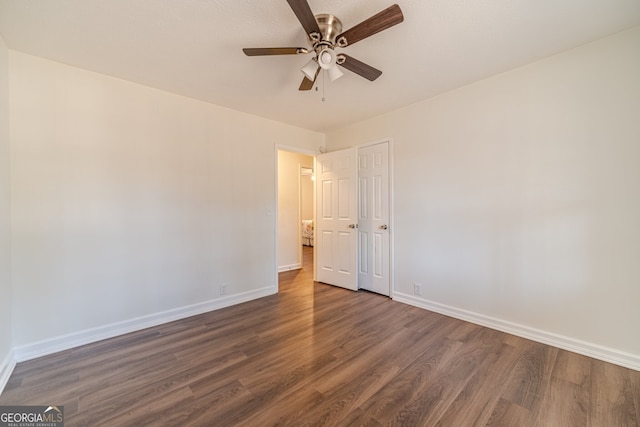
631, 368, 640, 425
531, 348, 592, 426
236, 386, 325, 426
175, 380, 251, 427
1, 247, 638, 426
485, 398, 533, 427
294, 340, 408, 425
357, 336, 465, 425
534, 376, 589, 427
335, 408, 384, 427
93, 386, 195, 427
589, 359, 638, 427
433, 342, 521, 426
382, 328, 509, 426
552, 348, 592, 387
500, 340, 559, 411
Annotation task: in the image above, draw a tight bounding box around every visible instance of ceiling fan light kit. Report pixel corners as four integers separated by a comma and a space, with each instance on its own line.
327, 64, 344, 82
301, 58, 319, 80
243, 0, 404, 91
318, 49, 336, 70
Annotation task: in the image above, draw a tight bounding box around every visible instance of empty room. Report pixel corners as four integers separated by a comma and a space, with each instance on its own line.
0, 0, 639, 425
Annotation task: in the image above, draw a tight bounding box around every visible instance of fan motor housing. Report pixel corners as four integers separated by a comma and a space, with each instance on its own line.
313, 14, 342, 44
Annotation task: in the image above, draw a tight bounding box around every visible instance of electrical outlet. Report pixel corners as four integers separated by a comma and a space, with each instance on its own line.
413, 283, 422, 296
220, 284, 227, 296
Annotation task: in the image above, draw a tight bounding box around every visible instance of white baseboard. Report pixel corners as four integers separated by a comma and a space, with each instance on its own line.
393, 292, 640, 372
0, 349, 16, 395
278, 263, 302, 272
13, 286, 277, 363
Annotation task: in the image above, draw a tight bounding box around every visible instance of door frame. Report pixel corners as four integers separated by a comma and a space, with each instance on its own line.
274, 145, 317, 292
357, 138, 395, 296
273, 139, 394, 296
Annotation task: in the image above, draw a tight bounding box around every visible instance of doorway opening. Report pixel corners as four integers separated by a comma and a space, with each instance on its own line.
276, 149, 315, 282
275, 140, 392, 296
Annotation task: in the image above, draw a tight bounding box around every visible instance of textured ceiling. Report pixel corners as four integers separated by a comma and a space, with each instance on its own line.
0, 0, 639, 132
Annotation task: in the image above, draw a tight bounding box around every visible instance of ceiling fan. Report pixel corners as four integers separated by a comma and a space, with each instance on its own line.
243, 0, 404, 91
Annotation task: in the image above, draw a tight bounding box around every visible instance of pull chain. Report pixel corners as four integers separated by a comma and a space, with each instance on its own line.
313, 70, 327, 102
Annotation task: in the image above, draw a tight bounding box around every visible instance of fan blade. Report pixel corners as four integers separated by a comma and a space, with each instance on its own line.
299, 67, 320, 91
336, 4, 404, 47
287, 0, 321, 37
243, 47, 308, 56
338, 55, 382, 81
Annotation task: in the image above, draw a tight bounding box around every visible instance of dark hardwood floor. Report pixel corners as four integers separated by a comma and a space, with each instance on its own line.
2, 246, 639, 426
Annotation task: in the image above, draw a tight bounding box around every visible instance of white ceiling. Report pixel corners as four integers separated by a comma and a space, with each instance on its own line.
0, 0, 639, 132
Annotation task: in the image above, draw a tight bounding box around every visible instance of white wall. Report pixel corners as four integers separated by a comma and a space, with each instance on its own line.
277, 150, 313, 271
300, 172, 313, 222
9, 51, 324, 349
326, 27, 640, 362
0, 35, 13, 381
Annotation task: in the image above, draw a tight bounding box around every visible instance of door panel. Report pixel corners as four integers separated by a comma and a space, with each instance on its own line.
322, 181, 333, 218
359, 231, 369, 275
358, 142, 390, 295
320, 230, 334, 270
316, 148, 358, 290
338, 179, 352, 218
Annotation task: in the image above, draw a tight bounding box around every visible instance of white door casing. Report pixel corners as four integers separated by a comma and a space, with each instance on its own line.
315, 148, 358, 291
358, 142, 390, 296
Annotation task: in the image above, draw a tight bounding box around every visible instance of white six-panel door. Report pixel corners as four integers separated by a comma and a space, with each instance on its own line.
315, 148, 358, 291
358, 142, 390, 295
315, 143, 390, 295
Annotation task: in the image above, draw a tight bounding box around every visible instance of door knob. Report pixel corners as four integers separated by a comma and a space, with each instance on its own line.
379, 224, 388, 230
348, 224, 358, 229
